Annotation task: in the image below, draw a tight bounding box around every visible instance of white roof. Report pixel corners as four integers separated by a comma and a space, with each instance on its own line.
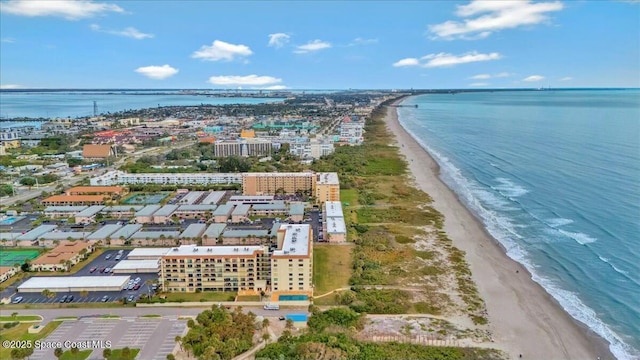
87, 224, 122, 240
324, 201, 343, 218
273, 224, 310, 257
326, 217, 347, 234
178, 191, 206, 205
45, 206, 87, 213
201, 191, 226, 205
0, 233, 21, 240
17, 225, 57, 241
231, 204, 251, 216
317, 172, 339, 185
213, 204, 235, 216
163, 244, 265, 257
18, 276, 130, 290
179, 223, 206, 238
177, 204, 217, 212
135, 205, 162, 217
131, 231, 180, 239
203, 223, 227, 238
110, 224, 142, 239
112, 259, 159, 271
38, 231, 86, 240
102, 205, 144, 212
154, 204, 179, 217
76, 205, 105, 218
127, 247, 171, 258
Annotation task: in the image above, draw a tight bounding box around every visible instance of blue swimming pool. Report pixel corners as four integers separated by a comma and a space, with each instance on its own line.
278, 294, 309, 301
0, 216, 24, 225
286, 314, 308, 322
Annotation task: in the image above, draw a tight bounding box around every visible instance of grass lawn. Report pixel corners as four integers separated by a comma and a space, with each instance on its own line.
340, 189, 358, 206
236, 295, 260, 302
107, 347, 140, 360
0, 315, 41, 321
313, 244, 353, 295
140, 314, 161, 318
0, 321, 62, 359
60, 349, 92, 360
163, 291, 236, 302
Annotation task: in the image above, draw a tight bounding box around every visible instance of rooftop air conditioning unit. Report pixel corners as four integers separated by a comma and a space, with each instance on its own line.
193, 248, 198, 252
207, 248, 213, 252
173, 248, 178, 251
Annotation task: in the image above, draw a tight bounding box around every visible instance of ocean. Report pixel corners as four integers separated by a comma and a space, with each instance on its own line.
0, 91, 286, 119
397, 90, 640, 360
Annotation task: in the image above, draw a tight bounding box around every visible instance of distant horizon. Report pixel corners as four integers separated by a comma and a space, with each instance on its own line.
2, 87, 639, 92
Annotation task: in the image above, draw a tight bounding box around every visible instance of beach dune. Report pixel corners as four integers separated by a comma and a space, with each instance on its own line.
384, 101, 614, 360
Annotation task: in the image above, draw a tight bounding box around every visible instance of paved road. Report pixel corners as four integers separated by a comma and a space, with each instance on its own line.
9, 306, 307, 323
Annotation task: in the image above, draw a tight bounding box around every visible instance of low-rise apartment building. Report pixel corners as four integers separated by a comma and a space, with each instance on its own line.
30, 240, 94, 272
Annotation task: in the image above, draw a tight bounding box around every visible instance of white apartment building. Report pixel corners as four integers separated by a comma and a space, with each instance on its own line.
91, 170, 242, 186
289, 139, 334, 159
340, 122, 365, 143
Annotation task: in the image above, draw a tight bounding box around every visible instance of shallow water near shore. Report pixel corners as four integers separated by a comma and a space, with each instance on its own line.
397, 90, 640, 360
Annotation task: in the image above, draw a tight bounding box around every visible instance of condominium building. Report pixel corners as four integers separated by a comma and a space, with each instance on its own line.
90, 170, 242, 186
242, 172, 315, 196
159, 224, 313, 295
315, 173, 340, 203
160, 245, 271, 293
213, 139, 273, 157
271, 224, 313, 294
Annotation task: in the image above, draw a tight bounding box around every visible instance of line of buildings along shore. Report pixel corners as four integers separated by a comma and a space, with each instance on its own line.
2, 171, 346, 299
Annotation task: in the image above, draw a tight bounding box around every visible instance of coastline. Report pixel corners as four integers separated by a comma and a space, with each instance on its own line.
384, 98, 615, 360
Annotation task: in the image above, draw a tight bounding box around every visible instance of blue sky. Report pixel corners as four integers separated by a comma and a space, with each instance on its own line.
1, 0, 638, 89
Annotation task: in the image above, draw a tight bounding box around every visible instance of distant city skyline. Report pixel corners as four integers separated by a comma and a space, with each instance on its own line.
1, 0, 639, 89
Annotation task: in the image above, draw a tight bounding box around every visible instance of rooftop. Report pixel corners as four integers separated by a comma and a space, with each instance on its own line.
203, 223, 227, 238
213, 204, 235, 216
87, 224, 123, 240
38, 231, 87, 240
252, 202, 287, 211
231, 204, 251, 216
67, 186, 123, 193
127, 247, 171, 258
42, 195, 107, 203
177, 204, 218, 212
222, 229, 270, 238
273, 224, 310, 257
289, 203, 305, 216
324, 201, 344, 218
163, 244, 266, 257
326, 217, 347, 234
154, 204, 179, 217
201, 191, 226, 205
179, 223, 207, 238
178, 191, 206, 205
130, 231, 181, 239
17, 225, 57, 241
112, 259, 159, 271
82, 144, 113, 158
110, 224, 143, 240
44, 206, 88, 213
135, 205, 162, 217
102, 205, 144, 212
18, 276, 130, 290
317, 172, 339, 185
76, 205, 105, 218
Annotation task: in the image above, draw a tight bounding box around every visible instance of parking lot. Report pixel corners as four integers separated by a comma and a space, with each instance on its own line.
11, 249, 159, 304
30, 316, 187, 360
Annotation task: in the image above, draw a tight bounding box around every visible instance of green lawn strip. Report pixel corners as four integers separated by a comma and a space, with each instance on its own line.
60, 349, 92, 360
313, 245, 352, 295
236, 295, 260, 302
106, 347, 140, 360
0, 315, 41, 322
0, 321, 62, 359
162, 291, 236, 302
139, 314, 161, 318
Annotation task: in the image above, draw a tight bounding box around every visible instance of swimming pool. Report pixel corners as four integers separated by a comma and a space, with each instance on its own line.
0, 216, 24, 225
278, 295, 308, 301
286, 314, 308, 322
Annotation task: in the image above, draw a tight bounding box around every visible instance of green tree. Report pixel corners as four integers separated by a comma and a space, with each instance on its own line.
70, 346, 79, 355
121, 347, 131, 359
103, 348, 112, 359
54, 347, 63, 359
217, 156, 251, 172
19, 177, 36, 187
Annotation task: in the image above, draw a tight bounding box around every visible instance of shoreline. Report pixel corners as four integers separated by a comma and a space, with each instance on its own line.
384, 98, 615, 360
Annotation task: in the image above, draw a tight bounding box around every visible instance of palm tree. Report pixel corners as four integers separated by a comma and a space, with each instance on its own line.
174, 335, 182, 352
54, 347, 63, 359
80, 290, 89, 299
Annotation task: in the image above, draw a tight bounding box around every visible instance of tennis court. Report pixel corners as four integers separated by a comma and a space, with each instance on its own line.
0, 249, 40, 267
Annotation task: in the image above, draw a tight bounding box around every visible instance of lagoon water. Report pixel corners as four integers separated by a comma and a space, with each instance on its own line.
0, 91, 285, 119
398, 90, 640, 360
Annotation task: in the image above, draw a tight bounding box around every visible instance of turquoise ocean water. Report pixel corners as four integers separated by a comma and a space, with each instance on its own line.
398, 90, 640, 360
0, 91, 285, 119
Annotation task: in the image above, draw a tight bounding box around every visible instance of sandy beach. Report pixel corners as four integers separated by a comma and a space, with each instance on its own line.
384, 101, 614, 360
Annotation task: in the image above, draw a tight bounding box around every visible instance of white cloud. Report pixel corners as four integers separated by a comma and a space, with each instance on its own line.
1, 37, 16, 43
560, 76, 573, 81
207, 75, 282, 86
428, 0, 564, 40
0, 84, 24, 89
135, 65, 179, 80
90, 24, 153, 39
469, 82, 490, 86
261, 85, 288, 90
348, 37, 378, 46
495, 72, 513, 77
523, 75, 545, 82
422, 51, 502, 67
294, 40, 332, 54
1, 0, 124, 20
470, 74, 491, 79
268, 33, 290, 48
392, 58, 420, 67
192, 40, 253, 62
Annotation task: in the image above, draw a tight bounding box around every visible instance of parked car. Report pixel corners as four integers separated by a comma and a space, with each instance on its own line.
12, 296, 23, 304
133, 284, 140, 290
127, 295, 135, 302
59, 295, 68, 303
89, 267, 97, 273
65, 295, 74, 303
105, 254, 111, 260
101, 295, 109, 302
105, 267, 111, 273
